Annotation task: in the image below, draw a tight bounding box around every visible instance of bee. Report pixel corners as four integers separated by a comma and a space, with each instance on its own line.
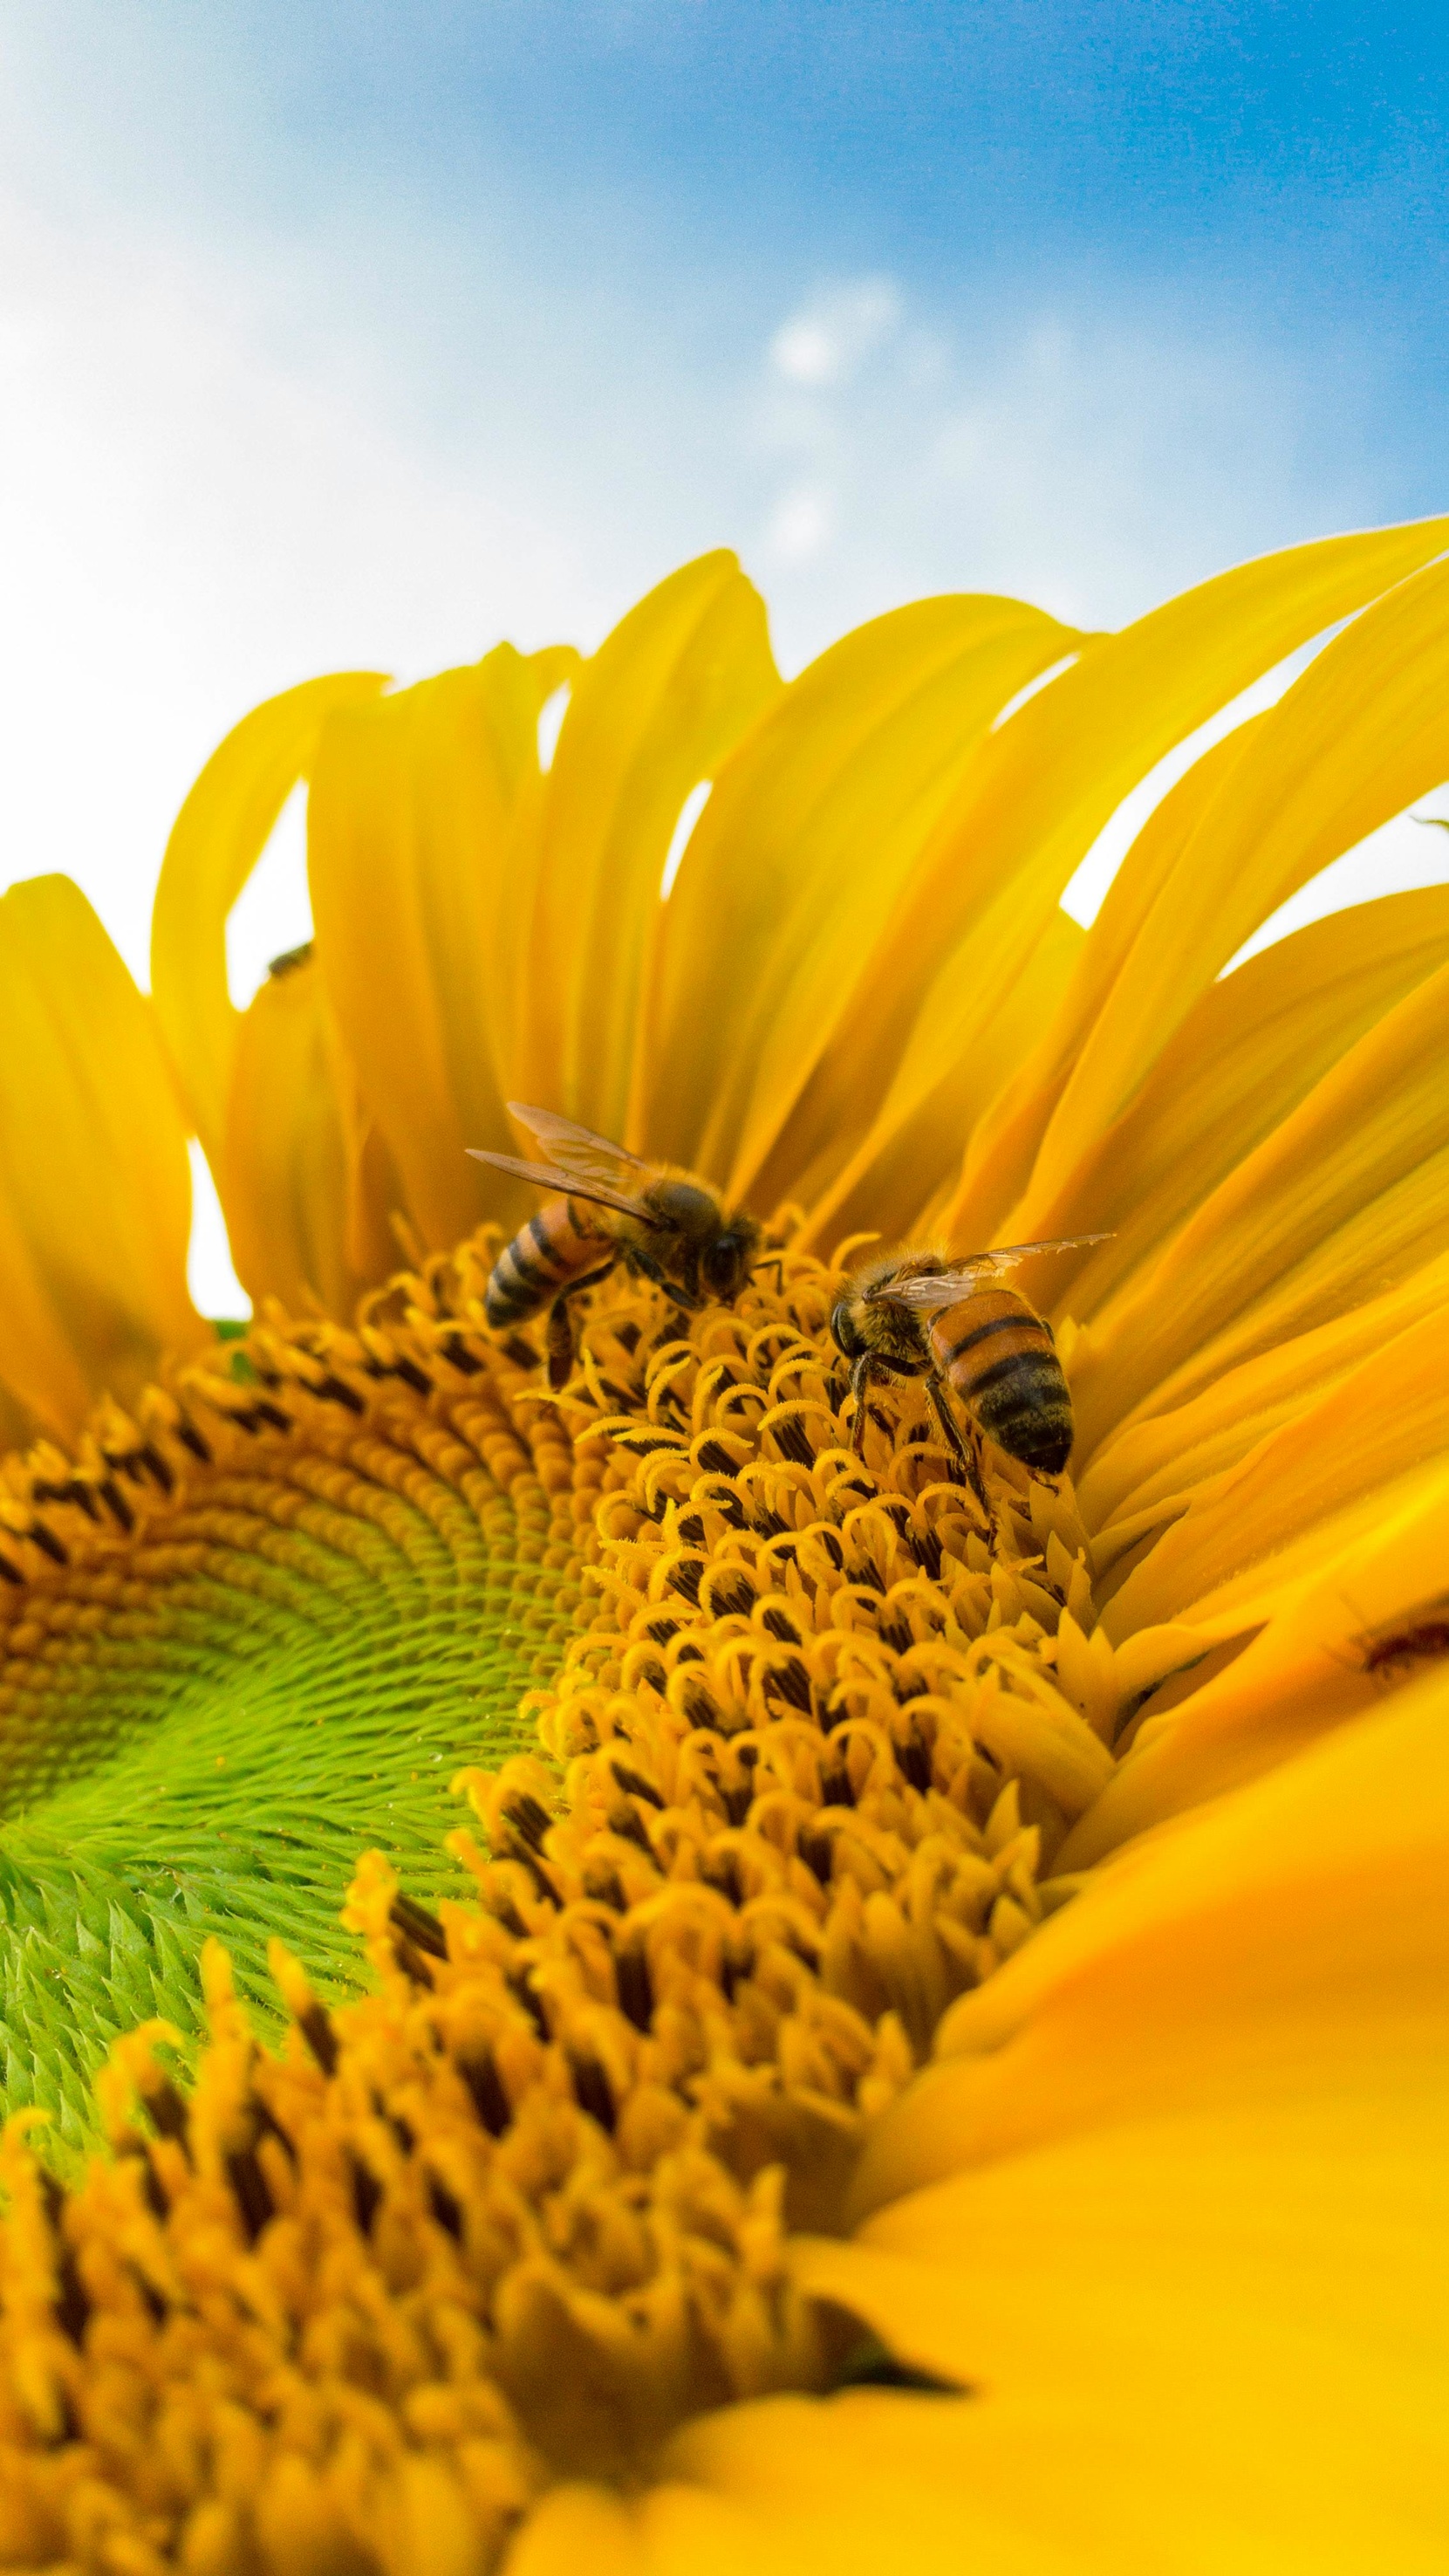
830, 1237, 1111, 1488
469, 1105, 762, 1390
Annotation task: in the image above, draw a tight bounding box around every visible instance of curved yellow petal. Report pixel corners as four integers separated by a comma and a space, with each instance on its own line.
943, 512, 1449, 1244
0, 877, 202, 1436
511, 552, 779, 1139
308, 645, 574, 1254
641, 594, 1079, 1197
509, 2416, 1034, 2576
505, 2484, 644, 2576
660, 2399, 1128, 2576
150, 669, 386, 1163
658, 2366, 1446, 2575
218, 954, 377, 1318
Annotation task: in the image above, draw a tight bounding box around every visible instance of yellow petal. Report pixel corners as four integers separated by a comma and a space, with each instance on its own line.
943, 512, 1449, 1245
660, 2397, 1110, 2576
517, 2398, 1145, 2576
861, 880, 1449, 1362
308, 645, 574, 1253
641, 595, 1079, 1196
659, 2370, 1446, 2575
218, 954, 370, 1317
510, 552, 779, 1140
150, 669, 386, 1162
504, 2484, 645, 2576
0, 877, 203, 1435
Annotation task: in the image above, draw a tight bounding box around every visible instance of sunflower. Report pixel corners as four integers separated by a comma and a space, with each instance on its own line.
0, 531, 1446, 2570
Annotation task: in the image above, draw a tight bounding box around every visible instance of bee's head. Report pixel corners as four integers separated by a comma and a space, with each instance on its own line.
701, 1214, 761, 1301
830, 1297, 867, 1361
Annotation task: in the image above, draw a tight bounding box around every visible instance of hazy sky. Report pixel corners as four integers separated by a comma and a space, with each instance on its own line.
2, 1, 1446, 1300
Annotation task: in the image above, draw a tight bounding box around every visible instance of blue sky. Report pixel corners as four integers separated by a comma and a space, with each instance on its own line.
1, 1, 1446, 1296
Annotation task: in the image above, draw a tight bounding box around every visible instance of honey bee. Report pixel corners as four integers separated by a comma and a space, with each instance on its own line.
469, 1105, 762, 1389
830, 1237, 1111, 1487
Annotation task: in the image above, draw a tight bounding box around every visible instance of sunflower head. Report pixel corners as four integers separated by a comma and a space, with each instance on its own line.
0, 527, 1446, 2568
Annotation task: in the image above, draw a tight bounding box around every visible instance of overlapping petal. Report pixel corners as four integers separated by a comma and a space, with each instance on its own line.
641, 591, 1081, 1200
516, 552, 778, 1138
308, 639, 582, 1253
1001, 548, 1449, 1213
143, 518, 1449, 1335
947, 513, 1449, 1246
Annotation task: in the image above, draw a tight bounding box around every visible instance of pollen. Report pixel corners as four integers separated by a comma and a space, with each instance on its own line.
0, 1237, 1211, 2566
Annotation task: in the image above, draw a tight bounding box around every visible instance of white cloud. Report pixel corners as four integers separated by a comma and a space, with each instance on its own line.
764, 483, 836, 563
749, 283, 1381, 658
769, 277, 902, 388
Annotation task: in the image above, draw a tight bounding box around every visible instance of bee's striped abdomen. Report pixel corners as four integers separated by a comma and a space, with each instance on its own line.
933, 1287, 1073, 1476
485, 1199, 608, 1328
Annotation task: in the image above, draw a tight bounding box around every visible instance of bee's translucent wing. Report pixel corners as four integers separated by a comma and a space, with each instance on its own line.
875, 1235, 1114, 1312
507, 1104, 655, 1190
466, 1148, 652, 1221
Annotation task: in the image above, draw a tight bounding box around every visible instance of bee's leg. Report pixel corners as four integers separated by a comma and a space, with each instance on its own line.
924, 1372, 974, 1481
544, 1264, 615, 1392
628, 1245, 701, 1315
847, 1355, 875, 1457
967, 1427, 998, 1547
926, 1373, 993, 1534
